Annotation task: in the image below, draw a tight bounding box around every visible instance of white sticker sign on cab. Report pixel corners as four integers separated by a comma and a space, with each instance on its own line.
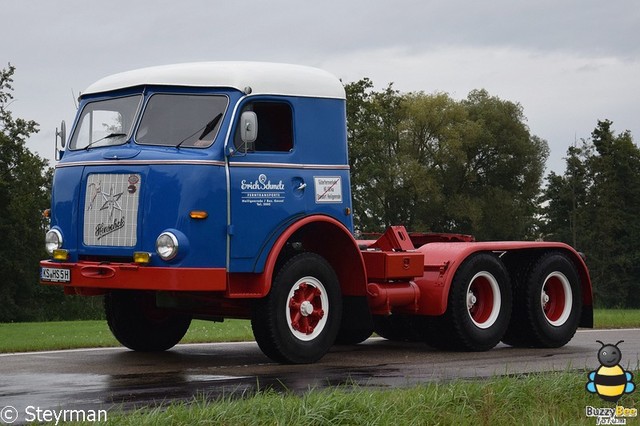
314, 176, 342, 203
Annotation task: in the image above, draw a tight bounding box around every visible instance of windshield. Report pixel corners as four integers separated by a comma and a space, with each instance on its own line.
135, 94, 228, 147
69, 95, 141, 150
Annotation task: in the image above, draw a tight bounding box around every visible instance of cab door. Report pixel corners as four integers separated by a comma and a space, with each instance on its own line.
227, 99, 309, 272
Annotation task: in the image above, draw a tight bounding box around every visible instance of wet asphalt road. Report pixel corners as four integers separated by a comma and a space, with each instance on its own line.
1, 328, 639, 418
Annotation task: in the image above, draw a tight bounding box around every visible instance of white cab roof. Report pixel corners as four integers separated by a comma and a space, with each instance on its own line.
82, 62, 346, 99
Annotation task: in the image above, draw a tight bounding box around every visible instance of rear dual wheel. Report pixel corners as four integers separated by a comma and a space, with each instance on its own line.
502, 251, 581, 348
427, 253, 512, 351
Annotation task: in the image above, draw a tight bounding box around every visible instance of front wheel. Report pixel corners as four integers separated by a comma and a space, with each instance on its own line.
104, 290, 191, 352
502, 251, 582, 348
251, 253, 342, 364
430, 253, 512, 351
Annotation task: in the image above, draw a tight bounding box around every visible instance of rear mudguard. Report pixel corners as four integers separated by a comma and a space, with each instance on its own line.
414, 241, 593, 325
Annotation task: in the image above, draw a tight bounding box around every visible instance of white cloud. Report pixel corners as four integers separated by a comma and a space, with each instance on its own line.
2, 0, 637, 175
323, 46, 640, 172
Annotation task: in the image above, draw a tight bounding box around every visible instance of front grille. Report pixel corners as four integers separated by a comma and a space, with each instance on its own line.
78, 255, 134, 263
83, 173, 141, 247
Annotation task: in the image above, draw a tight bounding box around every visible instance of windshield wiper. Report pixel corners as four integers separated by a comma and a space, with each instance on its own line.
84, 132, 127, 150
175, 113, 223, 149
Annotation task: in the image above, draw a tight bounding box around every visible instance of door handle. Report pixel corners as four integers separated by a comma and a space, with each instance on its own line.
297, 183, 307, 190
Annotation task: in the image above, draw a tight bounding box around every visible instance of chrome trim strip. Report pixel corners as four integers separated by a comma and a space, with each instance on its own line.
56, 159, 350, 170
229, 162, 350, 170
56, 159, 226, 168
222, 95, 248, 271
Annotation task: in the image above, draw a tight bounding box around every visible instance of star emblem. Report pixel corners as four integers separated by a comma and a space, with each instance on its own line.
100, 184, 124, 218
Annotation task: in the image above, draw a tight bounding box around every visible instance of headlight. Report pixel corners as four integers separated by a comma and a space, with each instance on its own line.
156, 232, 179, 260
45, 229, 63, 255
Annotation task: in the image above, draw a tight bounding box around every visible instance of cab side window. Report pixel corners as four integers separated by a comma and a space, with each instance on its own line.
236, 101, 293, 152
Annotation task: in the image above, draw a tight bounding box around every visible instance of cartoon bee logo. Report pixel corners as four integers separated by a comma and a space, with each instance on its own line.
586, 340, 635, 403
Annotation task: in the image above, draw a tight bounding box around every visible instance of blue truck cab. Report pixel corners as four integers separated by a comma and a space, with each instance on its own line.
42, 62, 371, 363
46, 62, 352, 272
42, 62, 592, 364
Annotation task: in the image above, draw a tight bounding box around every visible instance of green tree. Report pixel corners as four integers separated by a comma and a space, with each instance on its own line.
398, 91, 466, 231
345, 79, 406, 231
453, 89, 549, 240
0, 64, 105, 322
0, 63, 50, 321
542, 120, 640, 307
346, 81, 549, 241
586, 121, 640, 307
540, 144, 590, 246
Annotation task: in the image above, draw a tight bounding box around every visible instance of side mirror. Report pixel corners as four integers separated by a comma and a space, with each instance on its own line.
240, 111, 258, 151
55, 120, 66, 161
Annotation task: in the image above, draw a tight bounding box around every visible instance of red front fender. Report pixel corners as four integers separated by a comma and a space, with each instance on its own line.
226, 215, 367, 298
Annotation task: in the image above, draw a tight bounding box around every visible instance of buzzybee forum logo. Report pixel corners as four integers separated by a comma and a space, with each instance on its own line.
586, 340, 635, 402
585, 340, 637, 424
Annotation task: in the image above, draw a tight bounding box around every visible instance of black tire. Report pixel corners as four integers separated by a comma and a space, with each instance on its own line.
104, 290, 191, 352
502, 251, 582, 348
334, 326, 373, 345
373, 314, 426, 342
430, 253, 512, 351
334, 296, 374, 345
251, 253, 342, 364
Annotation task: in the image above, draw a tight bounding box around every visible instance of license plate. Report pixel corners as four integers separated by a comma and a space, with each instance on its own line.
41, 267, 71, 283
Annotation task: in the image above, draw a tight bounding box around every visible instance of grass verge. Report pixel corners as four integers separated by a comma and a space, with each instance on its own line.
97, 372, 637, 425
0, 309, 638, 353
594, 309, 640, 329
0, 319, 253, 353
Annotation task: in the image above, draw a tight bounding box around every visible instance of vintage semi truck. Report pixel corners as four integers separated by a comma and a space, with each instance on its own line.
40, 62, 593, 364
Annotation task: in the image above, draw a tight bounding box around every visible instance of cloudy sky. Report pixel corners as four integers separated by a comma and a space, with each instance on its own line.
3, 0, 639, 174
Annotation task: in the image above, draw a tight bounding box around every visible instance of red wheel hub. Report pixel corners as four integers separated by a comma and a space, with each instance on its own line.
289, 282, 325, 335
466, 271, 501, 329
542, 274, 568, 324
468, 277, 494, 324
